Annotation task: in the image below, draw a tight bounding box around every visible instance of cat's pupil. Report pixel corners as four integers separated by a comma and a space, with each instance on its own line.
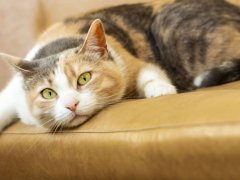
49, 92, 52, 96
83, 77, 86, 81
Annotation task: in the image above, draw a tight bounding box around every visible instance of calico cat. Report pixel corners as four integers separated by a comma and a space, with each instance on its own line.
1, 0, 240, 131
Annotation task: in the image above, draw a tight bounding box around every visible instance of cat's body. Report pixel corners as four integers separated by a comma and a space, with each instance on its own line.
1, 0, 240, 131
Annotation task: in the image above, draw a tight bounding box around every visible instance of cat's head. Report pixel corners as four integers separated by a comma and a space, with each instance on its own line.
0, 19, 126, 130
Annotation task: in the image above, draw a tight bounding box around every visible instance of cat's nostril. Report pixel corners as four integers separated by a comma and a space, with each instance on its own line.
74, 101, 79, 107
66, 101, 79, 112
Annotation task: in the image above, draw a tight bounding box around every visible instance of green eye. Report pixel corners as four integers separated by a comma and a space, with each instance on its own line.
41, 88, 57, 99
78, 72, 91, 86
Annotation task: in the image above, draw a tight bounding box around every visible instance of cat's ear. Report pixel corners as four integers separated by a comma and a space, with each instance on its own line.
0, 53, 34, 74
80, 19, 108, 59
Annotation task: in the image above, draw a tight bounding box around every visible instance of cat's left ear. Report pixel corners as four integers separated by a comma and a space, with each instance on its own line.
80, 19, 108, 59
0, 53, 34, 74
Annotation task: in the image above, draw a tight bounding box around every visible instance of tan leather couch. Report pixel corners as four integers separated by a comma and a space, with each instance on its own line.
1, 0, 240, 179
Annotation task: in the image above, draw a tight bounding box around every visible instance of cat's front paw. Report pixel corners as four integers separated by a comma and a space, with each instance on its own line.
143, 81, 177, 98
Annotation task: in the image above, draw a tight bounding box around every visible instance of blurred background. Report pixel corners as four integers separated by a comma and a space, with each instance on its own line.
0, 0, 152, 57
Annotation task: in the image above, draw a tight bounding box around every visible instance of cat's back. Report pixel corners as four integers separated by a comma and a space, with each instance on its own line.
34, 0, 240, 67
35, 1, 174, 61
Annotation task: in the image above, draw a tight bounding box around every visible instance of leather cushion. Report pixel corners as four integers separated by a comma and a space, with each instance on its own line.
1, 82, 240, 179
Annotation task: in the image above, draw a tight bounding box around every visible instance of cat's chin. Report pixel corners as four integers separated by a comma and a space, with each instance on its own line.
65, 115, 89, 128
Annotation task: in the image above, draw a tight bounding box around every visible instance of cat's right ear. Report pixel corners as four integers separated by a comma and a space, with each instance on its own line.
80, 19, 108, 59
0, 53, 34, 74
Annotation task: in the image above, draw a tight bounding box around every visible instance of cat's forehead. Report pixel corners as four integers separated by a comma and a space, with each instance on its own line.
23, 55, 59, 89
24, 51, 97, 90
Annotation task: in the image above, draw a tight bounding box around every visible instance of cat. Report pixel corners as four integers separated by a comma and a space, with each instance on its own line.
1, 0, 240, 131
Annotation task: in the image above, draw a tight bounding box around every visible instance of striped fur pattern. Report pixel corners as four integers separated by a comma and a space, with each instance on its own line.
1, 0, 240, 130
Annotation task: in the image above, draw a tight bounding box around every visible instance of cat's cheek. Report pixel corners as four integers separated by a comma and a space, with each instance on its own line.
76, 90, 97, 115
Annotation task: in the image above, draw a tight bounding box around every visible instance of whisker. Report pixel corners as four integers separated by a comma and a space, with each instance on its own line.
39, 113, 71, 129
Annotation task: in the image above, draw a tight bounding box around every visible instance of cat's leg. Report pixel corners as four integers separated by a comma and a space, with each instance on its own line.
137, 63, 177, 98
0, 75, 21, 131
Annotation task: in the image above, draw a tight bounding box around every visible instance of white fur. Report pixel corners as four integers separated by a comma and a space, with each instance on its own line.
0, 76, 20, 131
0, 43, 44, 131
54, 66, 71, 92
25, 44, 44, 61
77, 90, 96, 115
193, 71, 209, 87
137, 64, 177, 98
16, 83, 40, 126
0, 74, 39, 131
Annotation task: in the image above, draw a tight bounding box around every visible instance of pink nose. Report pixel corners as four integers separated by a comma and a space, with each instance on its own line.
66, 101, 79, 112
